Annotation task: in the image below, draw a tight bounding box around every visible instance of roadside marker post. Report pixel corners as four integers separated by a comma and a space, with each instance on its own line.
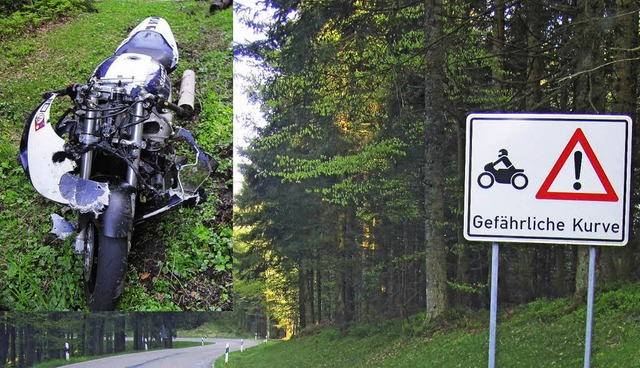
225, 343, 229, 365
201, 337, 204, 346
64, 341, 70, 361
241, 339, 244, 352
464, 113, 632, 368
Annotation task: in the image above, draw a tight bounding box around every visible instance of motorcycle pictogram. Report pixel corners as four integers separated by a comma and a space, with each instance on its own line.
477, 149, 528, 190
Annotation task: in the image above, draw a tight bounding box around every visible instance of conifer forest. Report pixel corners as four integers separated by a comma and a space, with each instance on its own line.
234, 0, 640, 337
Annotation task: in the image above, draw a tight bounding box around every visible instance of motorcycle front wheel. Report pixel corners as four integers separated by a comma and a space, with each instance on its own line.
511, 172, 528, 190
83, 222, 128, 311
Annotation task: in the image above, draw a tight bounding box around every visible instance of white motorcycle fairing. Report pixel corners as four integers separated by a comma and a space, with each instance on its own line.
19, 94, 110, 213
19, 94, 76, 204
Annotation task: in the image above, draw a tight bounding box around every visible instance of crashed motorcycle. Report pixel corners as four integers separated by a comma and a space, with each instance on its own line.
19, 17, 216, 310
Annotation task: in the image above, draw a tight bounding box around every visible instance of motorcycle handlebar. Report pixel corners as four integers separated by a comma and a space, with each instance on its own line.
41, 84, 78, 99
40, 85, 194, 119
158, 99, 193, 119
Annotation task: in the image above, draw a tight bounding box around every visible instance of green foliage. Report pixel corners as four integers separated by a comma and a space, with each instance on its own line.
165, 221, 233, 276
118, 274, 181, 312
272, 139, 406, 182
446, 281, 487, 296
594, 282, 640, 316
0, 158, 84, 310
4, 243, 84, 310
0, 0, 96, 41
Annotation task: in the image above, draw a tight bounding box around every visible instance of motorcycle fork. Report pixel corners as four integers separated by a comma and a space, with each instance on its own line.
126, 101, 144, 188
123, 101, 145, 249
74, 98, 143, 252
75, 94, 100, 253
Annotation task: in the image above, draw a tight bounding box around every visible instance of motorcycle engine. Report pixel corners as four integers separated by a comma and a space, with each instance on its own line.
91, 53, 173, 142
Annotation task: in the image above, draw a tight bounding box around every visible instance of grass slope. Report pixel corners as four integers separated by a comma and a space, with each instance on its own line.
0, 0, 232, 311
217, 282, 640, 367
178, 314, 255, 339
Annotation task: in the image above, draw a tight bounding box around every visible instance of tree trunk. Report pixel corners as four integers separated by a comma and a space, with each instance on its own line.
308, 269, 315, 325
337, 209, 358, 328
114, 315, 126, 353
423, 0, 448, 321
601, 0, 638, 282
316, 262, 322, 323
553, 247, 569, 297
0, 316, 8, 366
573, 0, 606, 301
91, 316, 104, 356
132, 314, 143, 351
298, 263, 308, 330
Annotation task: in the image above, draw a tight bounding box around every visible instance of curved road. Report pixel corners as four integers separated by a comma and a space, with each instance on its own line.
61, 338, 260, 368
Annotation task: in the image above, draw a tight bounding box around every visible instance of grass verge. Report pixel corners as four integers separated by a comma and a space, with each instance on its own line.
215, 282, 640, 367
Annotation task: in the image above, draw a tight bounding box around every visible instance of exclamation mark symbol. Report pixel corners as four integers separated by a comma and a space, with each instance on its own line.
573, 151, 582, 190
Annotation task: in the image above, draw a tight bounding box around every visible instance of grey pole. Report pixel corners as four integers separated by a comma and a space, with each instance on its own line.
488, 242, 499, 368
584, 246, 596, 368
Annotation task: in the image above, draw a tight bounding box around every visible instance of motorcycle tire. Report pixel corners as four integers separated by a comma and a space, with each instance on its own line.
511, 172, 528, 190
84, 225, 128, 311
477, 172, 494, 189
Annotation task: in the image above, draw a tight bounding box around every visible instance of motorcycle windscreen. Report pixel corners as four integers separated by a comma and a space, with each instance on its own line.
178, 159, 212, 194
19, 94, 75, 205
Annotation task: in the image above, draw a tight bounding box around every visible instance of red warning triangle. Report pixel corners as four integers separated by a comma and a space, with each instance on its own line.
536, 128, 618, 202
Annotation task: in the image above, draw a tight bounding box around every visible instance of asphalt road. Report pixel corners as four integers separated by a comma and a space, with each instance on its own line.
60, 338, 261, 368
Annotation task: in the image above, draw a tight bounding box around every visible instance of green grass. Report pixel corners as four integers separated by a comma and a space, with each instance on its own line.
216, 282, 640, 367
179, 317, 251, 339
0, 0, 233, 311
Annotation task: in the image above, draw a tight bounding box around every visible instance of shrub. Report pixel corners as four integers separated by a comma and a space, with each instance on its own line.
595, 282, 640, 316
0, 0, 96, 41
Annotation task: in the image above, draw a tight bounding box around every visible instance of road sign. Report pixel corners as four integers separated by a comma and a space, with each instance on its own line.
464, 113, 632, 245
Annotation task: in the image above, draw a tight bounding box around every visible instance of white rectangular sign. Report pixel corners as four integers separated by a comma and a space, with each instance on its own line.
464, 113, 632, 246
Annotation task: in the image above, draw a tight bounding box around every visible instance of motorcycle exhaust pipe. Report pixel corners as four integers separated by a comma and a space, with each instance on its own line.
178, 69, 196, 117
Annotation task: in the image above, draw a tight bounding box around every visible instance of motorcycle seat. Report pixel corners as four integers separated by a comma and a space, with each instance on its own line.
115, 30, 176, 72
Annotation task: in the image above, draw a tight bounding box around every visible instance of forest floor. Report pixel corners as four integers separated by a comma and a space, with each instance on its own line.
0, 0, 233, 311
218, 281, 640, 367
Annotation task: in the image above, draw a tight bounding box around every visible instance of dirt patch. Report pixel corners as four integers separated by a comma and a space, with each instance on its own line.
208, 142, 233, 227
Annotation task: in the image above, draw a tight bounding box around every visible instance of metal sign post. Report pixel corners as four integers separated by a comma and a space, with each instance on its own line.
488, 242, 499, 368
584, 246, 596, 367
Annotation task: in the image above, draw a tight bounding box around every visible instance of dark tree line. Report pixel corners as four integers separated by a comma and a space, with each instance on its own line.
235, 0, 640, 337
0, 312, 218, 367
